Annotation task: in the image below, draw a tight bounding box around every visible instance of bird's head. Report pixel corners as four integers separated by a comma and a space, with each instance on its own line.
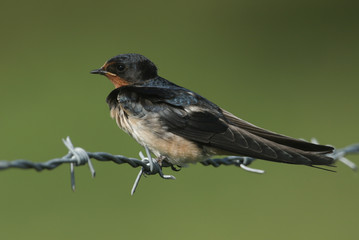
91, 53, 158, 88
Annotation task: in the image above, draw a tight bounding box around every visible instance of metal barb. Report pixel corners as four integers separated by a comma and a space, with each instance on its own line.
131, 146, 176, 195
338, 157, 357, 171
70, 162, 75, 191
62, 137, 96, 177
312, 138, 358, 170
131, 151, 147, 195
145, 146, 154, 172
131, 168, 144, 195
62, 137, 96, 191
239, 164, 265, 174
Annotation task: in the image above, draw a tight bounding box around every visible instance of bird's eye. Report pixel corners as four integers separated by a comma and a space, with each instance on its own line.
116, 64, 126, 72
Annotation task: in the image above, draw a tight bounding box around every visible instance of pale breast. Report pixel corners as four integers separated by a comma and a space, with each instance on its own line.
110, 106, 210, 165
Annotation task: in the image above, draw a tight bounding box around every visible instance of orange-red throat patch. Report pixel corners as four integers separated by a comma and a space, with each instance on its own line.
101, 62, 130, 88
105, 72, 130, 88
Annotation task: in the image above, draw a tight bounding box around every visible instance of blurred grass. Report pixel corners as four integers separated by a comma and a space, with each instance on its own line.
0, 0, 358, 239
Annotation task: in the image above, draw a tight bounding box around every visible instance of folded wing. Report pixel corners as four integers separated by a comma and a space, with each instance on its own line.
116, 84, 334, 166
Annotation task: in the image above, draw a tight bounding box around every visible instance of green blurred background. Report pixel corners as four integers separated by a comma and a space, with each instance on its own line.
0, 0, 358, 239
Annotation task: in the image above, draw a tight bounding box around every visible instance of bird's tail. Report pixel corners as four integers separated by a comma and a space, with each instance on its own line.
232, 132, 335, 167
221, 109, 335, 166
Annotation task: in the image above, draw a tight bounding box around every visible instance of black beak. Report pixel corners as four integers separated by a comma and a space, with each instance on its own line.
90, 68, 106, 75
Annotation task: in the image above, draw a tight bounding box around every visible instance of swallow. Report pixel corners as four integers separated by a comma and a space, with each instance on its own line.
91, 53, 334, 168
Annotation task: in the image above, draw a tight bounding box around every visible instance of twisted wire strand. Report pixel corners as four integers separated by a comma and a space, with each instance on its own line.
0, 137, 358, 194
0, 152, 261, 172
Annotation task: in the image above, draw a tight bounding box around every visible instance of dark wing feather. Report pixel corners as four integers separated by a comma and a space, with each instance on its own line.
114, 84, 334, 166
221, 109, 334, 154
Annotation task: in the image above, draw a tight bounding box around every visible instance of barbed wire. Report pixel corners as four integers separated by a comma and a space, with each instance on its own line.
0, 137, 358, 194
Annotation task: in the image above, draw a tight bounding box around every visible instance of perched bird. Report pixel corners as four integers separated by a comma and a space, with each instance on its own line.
91, 53, 334, 168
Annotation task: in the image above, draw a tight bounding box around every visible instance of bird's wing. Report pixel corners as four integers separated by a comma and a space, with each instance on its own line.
113, 85, 333, 165
221, 109, 333, 153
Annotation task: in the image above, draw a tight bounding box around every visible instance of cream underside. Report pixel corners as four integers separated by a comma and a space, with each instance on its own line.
110, 107, 210, 165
